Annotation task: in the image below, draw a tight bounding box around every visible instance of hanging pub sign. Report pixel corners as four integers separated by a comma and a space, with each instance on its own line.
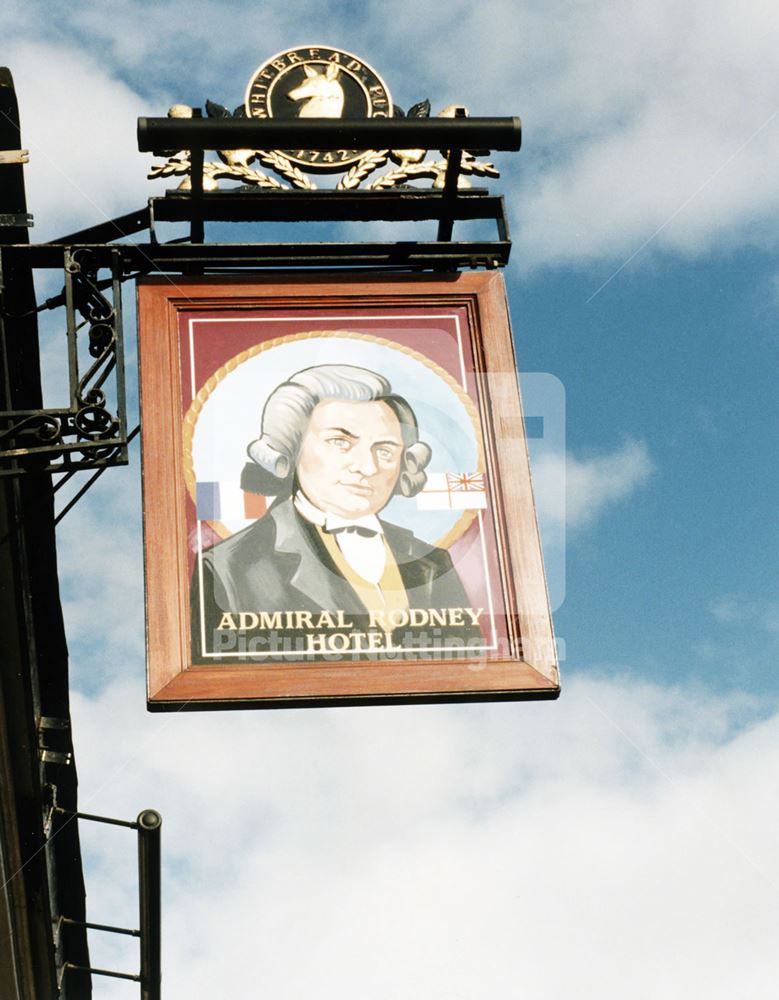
138, 273, 558, 708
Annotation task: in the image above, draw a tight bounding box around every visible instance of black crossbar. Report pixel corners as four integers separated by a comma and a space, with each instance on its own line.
150, 189, 505, 224
137, 116, 521, 153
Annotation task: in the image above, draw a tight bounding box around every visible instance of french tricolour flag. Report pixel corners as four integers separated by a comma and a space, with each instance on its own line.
196, 481, 266, 522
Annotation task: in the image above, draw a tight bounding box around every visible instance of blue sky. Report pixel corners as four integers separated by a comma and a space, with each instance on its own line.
2, 1, 778, 996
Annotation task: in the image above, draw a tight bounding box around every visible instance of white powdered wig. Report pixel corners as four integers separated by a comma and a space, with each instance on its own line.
245, 364, 431, 497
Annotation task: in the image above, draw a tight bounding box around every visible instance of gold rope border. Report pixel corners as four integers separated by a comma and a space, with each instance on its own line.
182, 329, 486, 549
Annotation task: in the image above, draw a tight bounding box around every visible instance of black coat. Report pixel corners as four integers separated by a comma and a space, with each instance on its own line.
191, 498, 482, 661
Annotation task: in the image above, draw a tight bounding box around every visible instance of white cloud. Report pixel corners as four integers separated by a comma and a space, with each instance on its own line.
55, 465, 145, 688
3, 39, 162, 239
422, 0, 779, 270
711, 594, 779, 634
532, 439, 654, 543
69, 674, 779, 998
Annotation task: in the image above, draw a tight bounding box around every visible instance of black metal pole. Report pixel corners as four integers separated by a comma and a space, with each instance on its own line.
138, 115, 522, 153
189, 108, 205, 246
137, 809, 162, 1000
437, 107, 467, 242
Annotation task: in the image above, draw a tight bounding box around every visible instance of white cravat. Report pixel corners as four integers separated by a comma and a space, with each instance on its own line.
294, 492, 387, 584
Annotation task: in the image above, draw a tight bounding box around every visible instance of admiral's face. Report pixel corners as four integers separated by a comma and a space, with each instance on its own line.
296, 399, 404, 518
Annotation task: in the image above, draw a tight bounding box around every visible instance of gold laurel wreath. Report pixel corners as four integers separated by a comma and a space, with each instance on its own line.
209, 161, 288, 190
368, 155, 500, 190
148, 153, 313, 191
336, 150, 390, 191
149, 147, 498, 192
253, 150, 315, 190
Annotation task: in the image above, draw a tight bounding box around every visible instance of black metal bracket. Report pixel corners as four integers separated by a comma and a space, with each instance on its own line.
148, 186, 510, 258
0, 112, 520, 482
52, 808, 162, 1000
0, 246, 129, 476
140, 112, 515, 258
6, 187, 510, 275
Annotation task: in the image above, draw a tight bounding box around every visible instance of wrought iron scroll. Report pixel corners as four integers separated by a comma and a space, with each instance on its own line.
0, 247, 128, 476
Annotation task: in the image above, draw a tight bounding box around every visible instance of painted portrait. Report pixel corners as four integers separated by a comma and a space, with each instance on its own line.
186, 331, 502, 662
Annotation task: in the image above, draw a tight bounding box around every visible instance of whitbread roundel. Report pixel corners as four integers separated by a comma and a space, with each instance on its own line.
244, 45, 393, 171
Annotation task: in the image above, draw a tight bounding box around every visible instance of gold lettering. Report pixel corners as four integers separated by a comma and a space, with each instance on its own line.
349, 631, 368, 652
217, 612, 237, 629
288, 52, 302, 63
367, 631, 385, 652
295, 611, 314, 629
271, 58, 287, 71
308, 48, 320, 59
257, 611, 282, 629
346, 59, 362, 72
322, 151, 335, 163
388, 608, 410, 629
368, 609, 387, 630
306, 633, 328, 653
367, 606, 484, 631
238, 612, 258, 629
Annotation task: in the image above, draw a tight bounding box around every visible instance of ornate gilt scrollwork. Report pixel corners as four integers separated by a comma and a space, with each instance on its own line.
147, 49, 500, 194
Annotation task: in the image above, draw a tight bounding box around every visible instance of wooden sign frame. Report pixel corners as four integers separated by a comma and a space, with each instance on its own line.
138, 271, 558, 709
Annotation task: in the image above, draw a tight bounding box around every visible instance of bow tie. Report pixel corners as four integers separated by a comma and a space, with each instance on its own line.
326, 524, 379, 538
322, 512, 383, 537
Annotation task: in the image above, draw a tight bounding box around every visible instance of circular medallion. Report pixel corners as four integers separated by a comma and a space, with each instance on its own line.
244, 45, 393, 172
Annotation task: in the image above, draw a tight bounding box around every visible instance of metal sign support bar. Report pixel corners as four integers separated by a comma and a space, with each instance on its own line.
137, 115, 522, 153
62, 919, 140, 938
149, 187, 507, 224
54, 809, 162, 1000
8, 236, 510, 271
49, 207, 152, 247
138, 810, 162, 1000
